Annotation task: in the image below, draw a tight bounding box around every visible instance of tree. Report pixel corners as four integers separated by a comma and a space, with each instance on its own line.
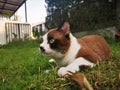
45, 0, 116, 32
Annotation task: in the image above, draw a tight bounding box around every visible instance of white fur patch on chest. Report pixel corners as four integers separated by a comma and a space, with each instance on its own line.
60, 34, 81, 66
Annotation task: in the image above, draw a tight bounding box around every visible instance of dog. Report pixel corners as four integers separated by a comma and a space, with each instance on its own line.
40, 22, 111, 89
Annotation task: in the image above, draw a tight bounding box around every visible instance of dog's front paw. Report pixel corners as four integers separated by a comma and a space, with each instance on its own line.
58, 67, 77, 77
58, 67, 67, 77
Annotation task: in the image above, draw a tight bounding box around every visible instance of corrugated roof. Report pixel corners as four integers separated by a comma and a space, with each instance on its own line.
0, 0, 26, 17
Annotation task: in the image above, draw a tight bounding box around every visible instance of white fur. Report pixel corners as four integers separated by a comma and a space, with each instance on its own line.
58, 33, 81, 66
40, 33, 50, 52
40, 32, 95, 77
40, 33, 63, 58
58, 57, 95, 76
57, 34, 95, 76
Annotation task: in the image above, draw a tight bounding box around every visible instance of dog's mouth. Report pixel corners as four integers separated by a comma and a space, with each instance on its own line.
41, 51, 53, 56
43, 52, 50, 55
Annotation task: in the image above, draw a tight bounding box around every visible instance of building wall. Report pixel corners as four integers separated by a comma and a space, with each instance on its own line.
0, 21, 6, 45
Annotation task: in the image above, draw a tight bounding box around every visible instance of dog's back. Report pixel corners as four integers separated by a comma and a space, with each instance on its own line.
77, 35, 111, 63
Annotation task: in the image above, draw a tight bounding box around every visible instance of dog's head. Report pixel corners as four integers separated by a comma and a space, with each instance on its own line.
40, 22, 71, 58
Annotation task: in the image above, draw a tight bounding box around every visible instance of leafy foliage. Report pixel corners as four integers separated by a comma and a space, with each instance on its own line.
45, 0, 116, 32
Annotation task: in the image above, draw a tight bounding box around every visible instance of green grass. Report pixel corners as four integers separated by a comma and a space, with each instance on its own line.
0, 38, 120, 90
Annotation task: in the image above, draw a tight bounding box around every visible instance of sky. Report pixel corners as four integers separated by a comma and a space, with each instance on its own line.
17, 0, 47, 23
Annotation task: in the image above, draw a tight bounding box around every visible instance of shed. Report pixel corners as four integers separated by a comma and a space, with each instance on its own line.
0, 0, 27, 17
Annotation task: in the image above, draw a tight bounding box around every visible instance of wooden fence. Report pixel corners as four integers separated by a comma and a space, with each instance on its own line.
5, 22, 31, 42
0, 21, 31, 45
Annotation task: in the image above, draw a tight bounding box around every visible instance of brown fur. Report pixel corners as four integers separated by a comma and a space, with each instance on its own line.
41, 22, 112, 90
76, 35, 111, 63
69, 72, 93, 90
48, 29, 70, 54
46, 22, 112, 90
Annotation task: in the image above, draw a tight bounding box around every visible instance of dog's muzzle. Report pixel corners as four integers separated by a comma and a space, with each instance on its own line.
40, 46, 45, 52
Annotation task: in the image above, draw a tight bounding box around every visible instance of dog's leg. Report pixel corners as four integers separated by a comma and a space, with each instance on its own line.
58, 71, 93, 90
69, 72, 93, 90
57, 58, 94, 90
58, 57, 95, 76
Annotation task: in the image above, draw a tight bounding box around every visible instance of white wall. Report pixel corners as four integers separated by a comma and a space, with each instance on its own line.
0, 21, 6, 45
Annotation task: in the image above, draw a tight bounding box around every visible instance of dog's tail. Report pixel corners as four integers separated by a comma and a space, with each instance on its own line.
70, 72, 93, 90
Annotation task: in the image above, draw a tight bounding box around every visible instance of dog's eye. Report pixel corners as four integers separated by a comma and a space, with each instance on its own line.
49, 39, 55, 44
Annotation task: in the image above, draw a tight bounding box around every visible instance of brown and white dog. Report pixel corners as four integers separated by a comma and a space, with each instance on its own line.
40, 22, 111, 77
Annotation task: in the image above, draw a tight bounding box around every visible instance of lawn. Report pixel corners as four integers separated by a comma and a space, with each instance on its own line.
0, 38, 120, 90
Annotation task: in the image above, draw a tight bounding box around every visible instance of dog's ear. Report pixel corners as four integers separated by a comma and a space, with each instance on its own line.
59, 22, 70, 35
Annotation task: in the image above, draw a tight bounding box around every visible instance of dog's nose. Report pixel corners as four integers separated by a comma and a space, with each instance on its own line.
40, 46, 45, 52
